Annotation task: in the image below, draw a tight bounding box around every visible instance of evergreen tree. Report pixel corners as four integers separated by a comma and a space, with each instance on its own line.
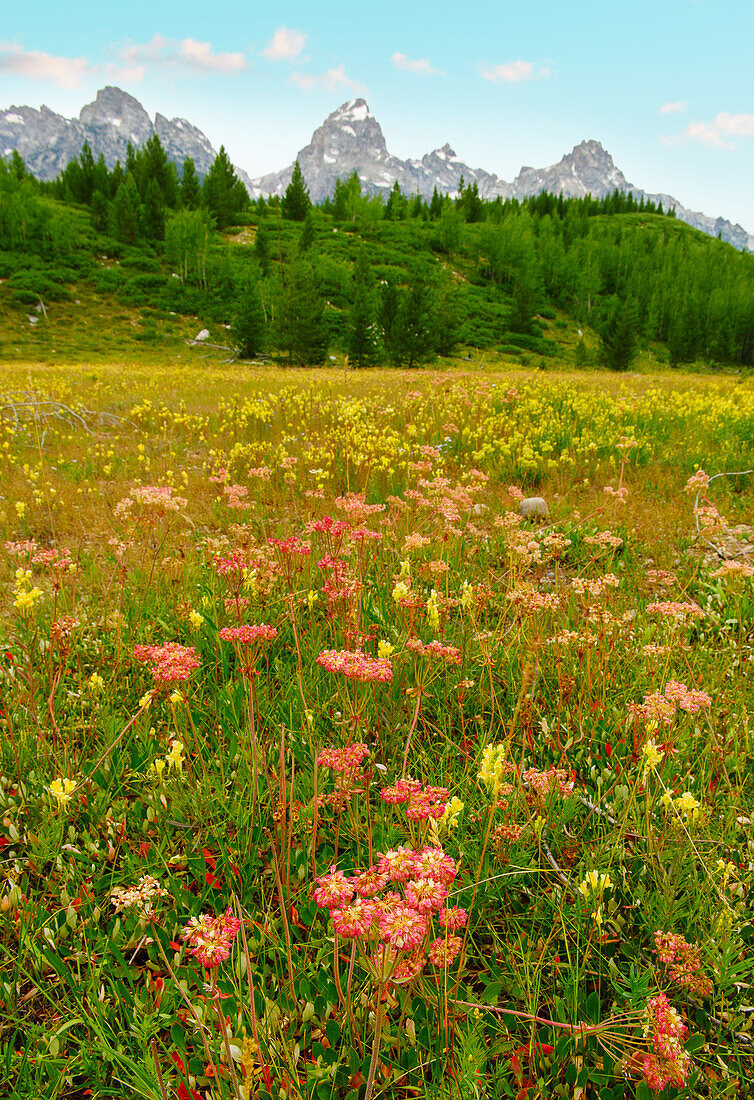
10, 149, 26, 180
396, 266, 437, 367
273, 256, 327, 365
282, 160, 311, 221
599, 297, 639, 372
429, 186, 443, 220
348, 249, 379, 367
180, 157, 201, 209
254, 222, 271, 276
299, 211, 316, 252
112, 174, 141, 244
202, 147, 248, 229
384, 181, 407, 221
143, 177, 166, 241
378, 279, 402, 365
232, 278, 267, 357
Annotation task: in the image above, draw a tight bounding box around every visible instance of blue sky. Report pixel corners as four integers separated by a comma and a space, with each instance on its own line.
2, 0, 754, 231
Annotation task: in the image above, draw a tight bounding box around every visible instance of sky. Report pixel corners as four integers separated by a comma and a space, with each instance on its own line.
2, 0, 754, 231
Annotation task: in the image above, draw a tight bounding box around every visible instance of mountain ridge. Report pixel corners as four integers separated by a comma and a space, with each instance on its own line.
2, 87, 751, 251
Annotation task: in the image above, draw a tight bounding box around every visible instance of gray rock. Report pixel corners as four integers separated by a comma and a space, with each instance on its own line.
517, 497, 550, 522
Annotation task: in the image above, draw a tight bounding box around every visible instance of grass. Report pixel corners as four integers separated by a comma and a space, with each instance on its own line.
0, 357, 753, 1100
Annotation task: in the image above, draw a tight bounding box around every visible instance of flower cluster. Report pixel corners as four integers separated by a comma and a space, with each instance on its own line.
317, 742, 369, 773
405, 637, 462, 664
653, 931, 712, 997
640, 993, 691, 1090
317, 649, 393, 683
134, 643, 200, 685
111, 874, 169, 918
380, 778, 449, 821
313, 846, 464, 984
218, 624, 278, 645
181, 907, 242, 968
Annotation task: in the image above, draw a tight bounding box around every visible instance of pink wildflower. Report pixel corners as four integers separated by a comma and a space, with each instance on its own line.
317, 649, 393, 683
413, 847, 457, 885
378, 847, 417, 883
317, 743, 369, 772
428, 934, 463, 967
331, 898, 377, 939
219, 624, 278, 645
181, 907, 241, 968
439, 906, 468, 931
641, 992, 691, 1090
134, 642, 200, 685
379, 904, 427, 950
404, 877, 448, 913
313, 868, 355, 910
350, 867, 389, 898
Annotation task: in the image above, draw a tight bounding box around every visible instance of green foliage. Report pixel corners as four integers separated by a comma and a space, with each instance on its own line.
201, 146, 249, 230
273, 254, 328, 364
232, 277, 267, 358
282, 159, 311, 222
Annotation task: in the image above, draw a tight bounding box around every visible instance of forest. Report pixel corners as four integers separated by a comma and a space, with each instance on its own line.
1, 135, 753, 370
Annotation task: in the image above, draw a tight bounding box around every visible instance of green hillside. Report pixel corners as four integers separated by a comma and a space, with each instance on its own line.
1, 144, 753, 370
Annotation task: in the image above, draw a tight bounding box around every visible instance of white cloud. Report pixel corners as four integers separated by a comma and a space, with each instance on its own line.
290, 64, 360, 92
659, 100, 686, 115
480, 59, 550, 84
262, 26, 306, 62
0, 43, 90, 87
683, 112, 754, 148
391, 52, 443, 77
118, 34, 246, 75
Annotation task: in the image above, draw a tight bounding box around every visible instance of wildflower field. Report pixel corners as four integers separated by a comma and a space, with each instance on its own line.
1, 358, 754, 1100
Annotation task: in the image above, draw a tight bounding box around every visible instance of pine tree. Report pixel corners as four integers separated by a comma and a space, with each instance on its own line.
429, 186, 443, 220
233, 278, 267, 358
143, 178, 166, 241
202, 147, 248, 230
112, 174, 141, 244
348, 249, 379, 367
273, 256, 327, 365
254, 222, 271, 276
180, 158, 201, 209
282, 160, 311, 221
599, 297, 639, 372
299, 211, 316, 252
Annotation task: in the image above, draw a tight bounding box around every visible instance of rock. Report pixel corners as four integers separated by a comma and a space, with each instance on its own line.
517, 497, 550, 522
194, 329, 209, 342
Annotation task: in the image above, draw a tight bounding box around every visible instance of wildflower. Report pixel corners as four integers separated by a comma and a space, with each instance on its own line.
314, 868, 355, 910
676, 791, 700, 818
166, 739, 185, 773
683, 469, 710, 495
219, 624, 277, 646
440, 796, 464, 829
307, 590, 318, 611
439, 906, 468, 931
153, 758, 166, 781
578, 871, 614, 898
170, 690, 184, 705
406, 638, 462, 665
426, 589, 440, 631
317, 743, 369, 772
378, 847, 417, 883
134, 642, 200, 685
428, 934, 463, 967
404, 877, 448, 913
413, 847, 457, 885
642, 739, 664, 776
351, 867, 389, 898
393, 580, 411, 604
111, 874, 168, 918
139, 691, 154, 710
641, 992, 691, 1090
182, 907, 242, 968
47, 777, 76, 808
379, 904, 427, 950
88, 673, 105, 692
478, 743, 509, 793
188, 609, 204, 629
653, 931, 712, 997
15, 501, 26, 518
377, 640, 394, 659
331, 898, 376, 938
317, 649, 393, 683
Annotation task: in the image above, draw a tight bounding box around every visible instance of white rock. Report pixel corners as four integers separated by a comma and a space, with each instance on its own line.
517, 497, 550, 521
195, 329, 209, 342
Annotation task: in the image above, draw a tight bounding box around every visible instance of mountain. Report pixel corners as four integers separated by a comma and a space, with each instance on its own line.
0, 86, 248, 186
248, 99, 754, 252
2, 87, 751, 251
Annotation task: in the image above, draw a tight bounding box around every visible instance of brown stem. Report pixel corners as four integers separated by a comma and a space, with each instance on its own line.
401, 687, 423, 781
364, 986, 387, 1100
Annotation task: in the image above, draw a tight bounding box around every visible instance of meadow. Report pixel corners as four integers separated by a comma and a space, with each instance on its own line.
1, 356, 753, 1100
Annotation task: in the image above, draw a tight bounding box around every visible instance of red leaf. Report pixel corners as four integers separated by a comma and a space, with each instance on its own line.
202, 848, 217, 870
139, 841, 151, 858
205, 871, 222, 889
